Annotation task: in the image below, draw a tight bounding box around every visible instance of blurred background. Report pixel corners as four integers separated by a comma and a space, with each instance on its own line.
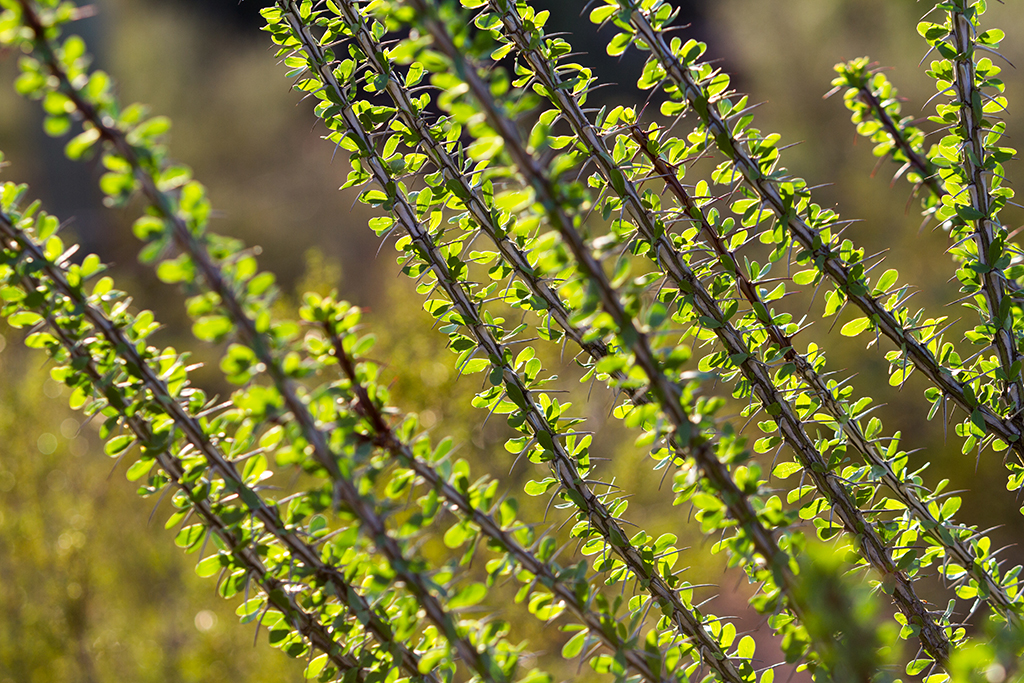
1, 0, 1023, 681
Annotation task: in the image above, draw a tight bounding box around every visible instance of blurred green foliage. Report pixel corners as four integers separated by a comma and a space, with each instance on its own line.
0, 337, 303, 682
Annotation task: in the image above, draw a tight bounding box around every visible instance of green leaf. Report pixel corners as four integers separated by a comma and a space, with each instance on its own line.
449, 583, 486, 609
461, 358, 489, 374
125, 457, 156, 481
304, 654, 329, 679
737, 634, 755, 659
405, 62, 424, 87
130, 116, 171, 142
840, 317, 872, 337
978, 29, 1005, 46
906, 659, 932, 676
195, 554, 224, 578
133, 215, 166, 241
889, 367, 912, 387
772, 462, 802, 480
873, 268, 898, 295
607, 32, 631, 57
105, 435, 134, 457
418, 648, 447, 674
561, 629, 588, 659
793, 269, 817, 285
7, 311, 43, 328
192, 315, 233, 342
524, 478, 558, 496
940, 496, 961, 520
443, 522, 473, 548
65, 128, 101, 160
175, 524, 205, 550
43, 115, 71, 137
589, 4, 617, 23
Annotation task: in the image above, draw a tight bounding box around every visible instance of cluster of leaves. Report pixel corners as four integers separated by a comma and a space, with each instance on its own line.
1, 0, 1024, 681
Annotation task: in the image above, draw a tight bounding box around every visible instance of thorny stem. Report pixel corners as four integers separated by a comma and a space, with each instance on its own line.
626, 1, 1024, 474
407, 0, 820, 676
852, 84, 945, 199
0, 212, 383, 682
280, 1, 750, 680
15, 4, 482, 680
635, 128, 1021, 627
948, 7, 1024, 426
324, 322, 671, 683
316, 0, 649, 406
443, 0, 951, 665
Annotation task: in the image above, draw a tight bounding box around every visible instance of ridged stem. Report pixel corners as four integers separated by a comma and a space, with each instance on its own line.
947, 6, 1024, 421
322, 320, 670, 683
0, 207, 435, 683
285, 0, 648, 404
846, 80, 945, 199
278, 2, 750, 679
462, 0, 952, 665
635, 127, 1021, 626
406, 0, 817, 677
13, 6, 509, 680
625, 1, 1023, 467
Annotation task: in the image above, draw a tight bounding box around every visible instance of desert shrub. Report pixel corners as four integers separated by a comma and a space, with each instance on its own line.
0, 0, 1023, 681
